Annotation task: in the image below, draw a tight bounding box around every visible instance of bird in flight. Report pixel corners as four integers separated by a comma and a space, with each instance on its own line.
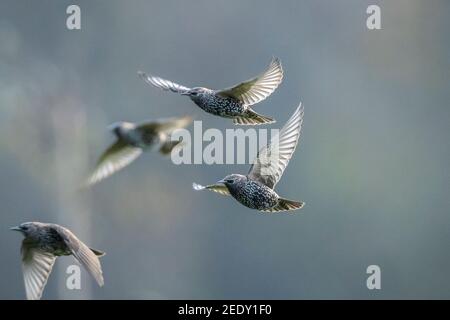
138, 58, 283, 125
193, 103, 305, 212
11, 222, 105, 300
85, 116, 192, 186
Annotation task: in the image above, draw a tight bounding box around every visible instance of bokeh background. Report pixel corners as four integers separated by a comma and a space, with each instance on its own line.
0, 0, 449, 299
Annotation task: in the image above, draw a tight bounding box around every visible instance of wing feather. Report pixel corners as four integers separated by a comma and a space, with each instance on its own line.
56, 227, 104, 287
86, 140, 142, 186
217, 57, 283, 106
21, 243, 56, 300
138, 71, 191, 94
248, 103, 304, 188
137, 116, 192, 135
192, 182, 231, 196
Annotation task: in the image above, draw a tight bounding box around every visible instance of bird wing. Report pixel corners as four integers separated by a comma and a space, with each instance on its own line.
56, 226, 104, 287
216, 57, 283, 106
137, 116, 192, 135
86, 139, 143, 186
248, 104, 304, 189
21, 243, 56, 300
192, 182, 231, 196
138, 71, 191, 94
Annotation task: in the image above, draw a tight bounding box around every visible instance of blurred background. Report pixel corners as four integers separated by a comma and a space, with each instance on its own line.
0, 0, 449, 299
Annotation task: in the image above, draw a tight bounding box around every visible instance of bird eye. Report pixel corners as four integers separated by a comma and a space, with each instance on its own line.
191, 91, 198, 96
226, 179, 234, 184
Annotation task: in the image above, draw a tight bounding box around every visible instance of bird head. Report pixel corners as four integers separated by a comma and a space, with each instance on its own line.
182, 87, 208, 100
10, 222, 38, 236
107, 121, 135, 137
217, 174, 246, 191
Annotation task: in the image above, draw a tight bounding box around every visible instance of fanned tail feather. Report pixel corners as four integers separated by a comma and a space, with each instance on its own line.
233, 109, 275, 125
262, 198, 305, 213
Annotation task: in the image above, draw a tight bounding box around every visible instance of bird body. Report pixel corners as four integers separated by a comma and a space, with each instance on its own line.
193, 104, 305, 213
11, 222, 105, 300
21, 224, 72, 257
187, 88, 246, 118
111, 121, 160, 148
138, 57, 283, 125
223, 174, 279, 210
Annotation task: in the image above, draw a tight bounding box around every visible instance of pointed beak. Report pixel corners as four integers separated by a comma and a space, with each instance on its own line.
216, 179, 226, 184
10, 226, 21, 232
181, 91, 190, 96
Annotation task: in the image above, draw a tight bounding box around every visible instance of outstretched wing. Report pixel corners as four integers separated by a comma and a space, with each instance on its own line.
137, 116, 192, 135
217, 57, 283, 106
248, 104, 304, 189
138, 71, 191, 94
86, 140, 142, 186
56, 226, 104, 287
192, 182, 230, 196
21, 243, 56, 300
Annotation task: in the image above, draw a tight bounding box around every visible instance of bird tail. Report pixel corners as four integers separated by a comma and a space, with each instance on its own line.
263, 198, 305, 213
233, 108, 275, 125
90, 248, 106, 257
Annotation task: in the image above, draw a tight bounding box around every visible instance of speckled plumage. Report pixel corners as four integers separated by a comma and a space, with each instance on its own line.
138, 57, 283, 125
188, 88, 246, 117
193, 104, 306, 213
224, 174, 279, 210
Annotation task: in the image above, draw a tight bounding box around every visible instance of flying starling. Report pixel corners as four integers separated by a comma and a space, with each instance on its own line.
10, 222, 105, 300
138, 58, 283, 125
86, 116, 192, 186
193, 104, 305, 212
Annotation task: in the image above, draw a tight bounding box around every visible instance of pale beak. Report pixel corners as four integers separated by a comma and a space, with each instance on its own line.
216, 179, 226, 184
10, 226, 22, 232
181, 91, 190, 96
